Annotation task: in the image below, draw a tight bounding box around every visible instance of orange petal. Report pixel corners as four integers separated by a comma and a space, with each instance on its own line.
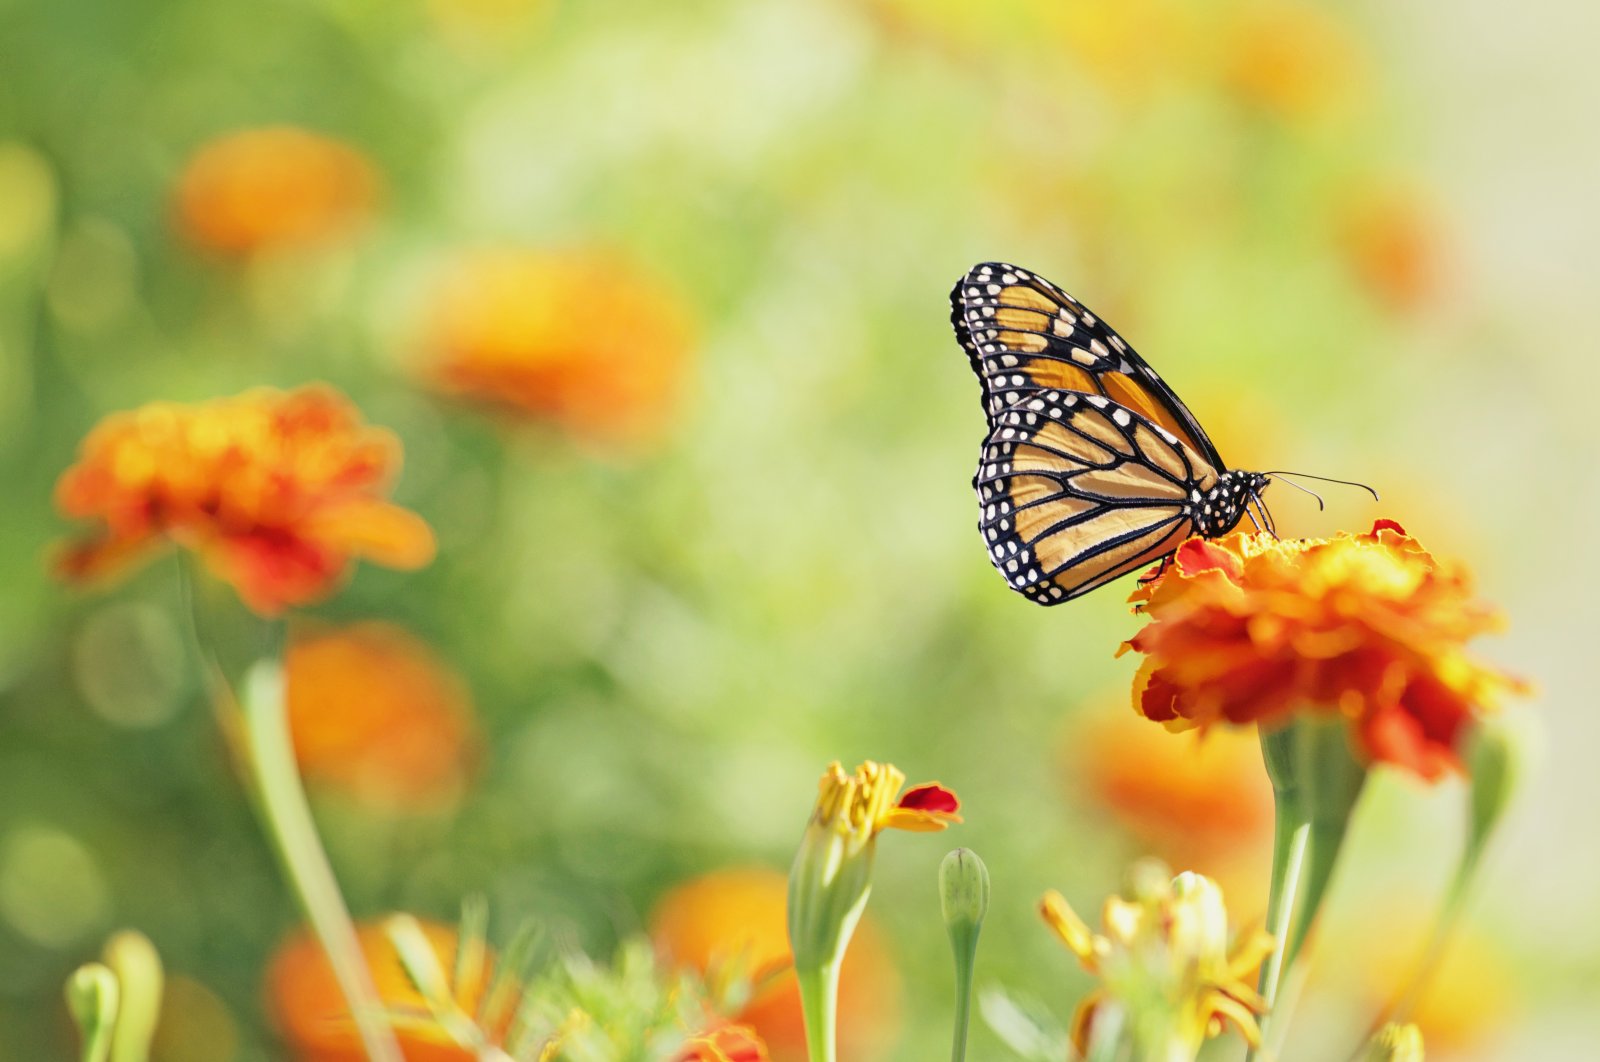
310, 500, 436, 569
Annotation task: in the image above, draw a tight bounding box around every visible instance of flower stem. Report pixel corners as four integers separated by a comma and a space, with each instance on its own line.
1082, 1001, 1125, 1062
795, 961, 840, 1062
1249, 724, 1312, 1062
240, 662, 403, 1062
949, 955, 973, 1062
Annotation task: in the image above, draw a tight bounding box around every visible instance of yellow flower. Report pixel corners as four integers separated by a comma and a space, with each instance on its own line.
1041, 867, 1273, 1059
54, 386, 434, 616
173, 127, 379, 256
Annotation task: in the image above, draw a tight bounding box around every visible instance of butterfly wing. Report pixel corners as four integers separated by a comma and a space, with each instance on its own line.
951, 262, 1224, 467
975, 388, 1219, 605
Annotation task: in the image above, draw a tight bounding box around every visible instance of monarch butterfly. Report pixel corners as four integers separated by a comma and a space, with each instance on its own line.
951, 262, 1273, 605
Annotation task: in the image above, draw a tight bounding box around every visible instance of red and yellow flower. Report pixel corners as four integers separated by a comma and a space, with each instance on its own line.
1123, 521, 1523, 779
422, 248, 694, 445
287, 622, 478, 812
54, 385, 434, 616
675, 1024, 772, 1062
174, 127, 379, 256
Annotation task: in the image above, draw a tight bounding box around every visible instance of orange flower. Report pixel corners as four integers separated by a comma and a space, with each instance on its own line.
650, 868, 902, 1062
676, 1024, 771, 1062
1337, 181, 1445, 314
1221, 0, 1363, 124
174, 127, 379, 256
266, 920, 492, 1062
1312, 908, 1516, 1054
54, 385, 434, 616
424, 248, 694, 444
1070, 709, 1273, 866
287, 623, 478, 811
1123, 521, 1523, 779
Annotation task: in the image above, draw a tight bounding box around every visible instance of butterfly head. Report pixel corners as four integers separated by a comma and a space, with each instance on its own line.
1193, 470, 1271, 538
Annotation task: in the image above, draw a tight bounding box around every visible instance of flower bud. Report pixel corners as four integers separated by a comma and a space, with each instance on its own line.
939, 848, 990, 936
1359, 1022, 1424, 1061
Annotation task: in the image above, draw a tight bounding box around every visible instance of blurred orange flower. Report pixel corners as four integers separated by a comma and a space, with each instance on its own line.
424, 248, 694, 445
1314, 910, 1516, 1055
1222, 0, 1362, 124
1070, 709, 1273, 866
676, 1024, 771, 1062
1123, 521, 1524, 780
287, 623, 478, 812
650, 868, 902, 1062
174, 127, 379, 256
1337, 181, 1445, 314
54, 385, 435, 616
267, 920, 491, 1062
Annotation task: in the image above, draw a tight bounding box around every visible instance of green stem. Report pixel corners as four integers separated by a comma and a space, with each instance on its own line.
240, 663, 403, 1062
1389, 849, 1475, 1026
796, 961, 840, 1062
1256, 799, 1310, 1017
949, 955, 973, 1062
1082, 1001, 1125, 1062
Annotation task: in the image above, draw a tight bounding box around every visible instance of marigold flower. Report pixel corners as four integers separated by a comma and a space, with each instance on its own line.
54, 386, 434, 616
1221, 0, 1363, 124
650, 868, 902, 1062
1123, 521, 1524, 779
287, 623, 478, 811
1070, 708, 1274, 865
423, 248, 694, 444
1337, 181, 1445, 314
676, 1024, 772, 1062
267, 920, 494, 1062
1041, 867, 1273, 1059
174, 127, 379, 256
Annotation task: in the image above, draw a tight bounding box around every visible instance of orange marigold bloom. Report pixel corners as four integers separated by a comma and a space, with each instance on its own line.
424, 248, 694, 444
1070, 709, 1273, 866
267, 920, 492, 1062
676, 1024, 772, 1062
174, 127, 379, 256
54, 385, 434, 616
1221, 0, 1363, 124
1123, 521, 1523, 779
650, 868, 902, 1062
288, 623, 478, 811
1337, 181, 1445, 314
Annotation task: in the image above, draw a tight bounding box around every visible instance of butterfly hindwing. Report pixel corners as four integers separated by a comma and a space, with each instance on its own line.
974, 388, 1217, 605
950, 262, 1223, 466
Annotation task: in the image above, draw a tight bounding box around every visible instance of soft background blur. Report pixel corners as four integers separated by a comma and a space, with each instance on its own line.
1, 0, 1594, 1059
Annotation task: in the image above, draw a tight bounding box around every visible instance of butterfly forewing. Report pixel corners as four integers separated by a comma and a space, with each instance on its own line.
951, 262, 1223, 466
975, 389, 1220, 605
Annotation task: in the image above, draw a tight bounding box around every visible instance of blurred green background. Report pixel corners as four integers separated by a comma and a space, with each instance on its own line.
1, 0, 1593, 1058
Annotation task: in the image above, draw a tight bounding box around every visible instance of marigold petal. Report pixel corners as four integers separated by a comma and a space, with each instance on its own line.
896, 782, 960, 815
309, 499, 438, 569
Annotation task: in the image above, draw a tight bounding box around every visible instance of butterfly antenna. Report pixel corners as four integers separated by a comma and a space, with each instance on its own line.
1266, 476, 1326, 511
1262, 471, 1381, 503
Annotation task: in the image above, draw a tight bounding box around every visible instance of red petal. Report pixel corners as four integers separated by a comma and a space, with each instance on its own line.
1369, 518, 1408, 536
898, 783, 960, 815
1172, 538, 1245, 582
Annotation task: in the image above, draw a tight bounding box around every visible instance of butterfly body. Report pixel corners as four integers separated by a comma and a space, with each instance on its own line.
951, 262, 1272, 605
